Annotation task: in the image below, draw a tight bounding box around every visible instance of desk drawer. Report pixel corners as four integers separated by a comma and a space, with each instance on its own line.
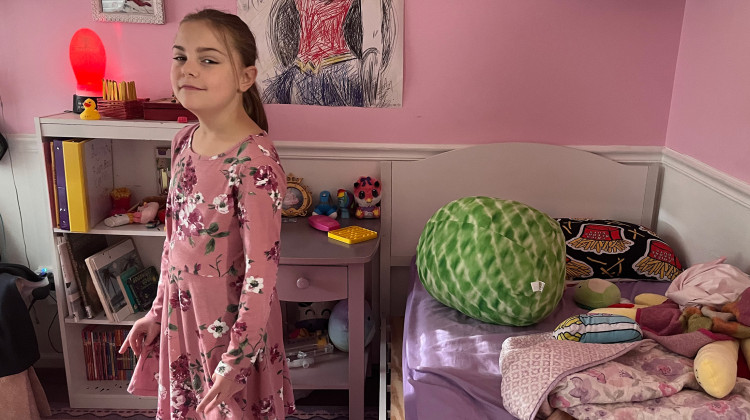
277, 265, 347, 302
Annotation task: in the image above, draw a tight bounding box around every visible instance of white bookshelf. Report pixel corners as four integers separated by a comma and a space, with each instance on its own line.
37, 113, 187, 409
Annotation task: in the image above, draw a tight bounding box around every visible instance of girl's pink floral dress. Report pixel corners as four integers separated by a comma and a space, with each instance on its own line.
128, 125, 295, 420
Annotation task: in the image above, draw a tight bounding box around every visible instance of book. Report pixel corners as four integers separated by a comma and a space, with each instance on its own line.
81, 326, 136, 381
44, 141, 59, 228
62, 138, 114, 232
65, 233, 108, 318
126, 266, 159, 312
118, 265, 141, 313
56, 235, 83, 320
85, 238, 143, 322
52, 139, 70, 230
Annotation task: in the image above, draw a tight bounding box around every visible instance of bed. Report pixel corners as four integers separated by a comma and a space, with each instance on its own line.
380, 143, 750, 419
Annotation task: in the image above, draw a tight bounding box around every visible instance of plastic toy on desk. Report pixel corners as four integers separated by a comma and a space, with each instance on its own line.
328, 226, 378, 244
308, 215, 340, 232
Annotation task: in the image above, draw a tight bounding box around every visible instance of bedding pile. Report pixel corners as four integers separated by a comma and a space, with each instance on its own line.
499, 334, 750, 420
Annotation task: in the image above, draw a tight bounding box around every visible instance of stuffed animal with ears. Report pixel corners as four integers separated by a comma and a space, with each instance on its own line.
353, 176, 381, 219
312, 190, 338, 218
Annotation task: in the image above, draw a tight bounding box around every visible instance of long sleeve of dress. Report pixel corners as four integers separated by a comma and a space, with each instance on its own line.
145, 236, 170, 323
214, 155, 286, 377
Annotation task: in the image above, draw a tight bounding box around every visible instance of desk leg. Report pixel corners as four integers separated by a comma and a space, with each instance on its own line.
348, 263, 365, 420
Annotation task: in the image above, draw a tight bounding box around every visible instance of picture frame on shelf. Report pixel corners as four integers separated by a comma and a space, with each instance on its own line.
92, 0, 165, 24
85, 238, 144, 322
282, 173, 313, 218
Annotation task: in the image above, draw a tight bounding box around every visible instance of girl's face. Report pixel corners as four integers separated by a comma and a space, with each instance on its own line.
171, 20, 255, 117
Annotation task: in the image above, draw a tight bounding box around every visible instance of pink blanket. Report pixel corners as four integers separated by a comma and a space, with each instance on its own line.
499, 334, 750, 420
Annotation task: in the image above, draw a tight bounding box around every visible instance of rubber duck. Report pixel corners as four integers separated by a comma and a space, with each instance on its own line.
80, 98, 101, 120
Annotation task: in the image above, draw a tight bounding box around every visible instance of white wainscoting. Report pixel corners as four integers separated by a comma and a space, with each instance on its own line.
658, 149, 750, 273
4, 137, 750, 352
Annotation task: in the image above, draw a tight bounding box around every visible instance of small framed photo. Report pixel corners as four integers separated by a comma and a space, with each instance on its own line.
92, 0, 165, 24
282, 173, 313, 217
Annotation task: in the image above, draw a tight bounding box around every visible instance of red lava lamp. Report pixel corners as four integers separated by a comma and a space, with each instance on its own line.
69, 28, 106, 114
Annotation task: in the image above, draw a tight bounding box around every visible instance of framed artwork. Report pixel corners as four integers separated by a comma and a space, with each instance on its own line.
282, 174, 313, 217
92, 0, 165, 24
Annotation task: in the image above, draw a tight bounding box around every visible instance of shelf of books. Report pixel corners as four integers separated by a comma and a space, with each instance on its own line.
62, 322, 157, 409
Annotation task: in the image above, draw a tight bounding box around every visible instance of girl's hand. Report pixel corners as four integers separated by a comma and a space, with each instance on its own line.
119, 316, 160, 357
196, 372, 243, 415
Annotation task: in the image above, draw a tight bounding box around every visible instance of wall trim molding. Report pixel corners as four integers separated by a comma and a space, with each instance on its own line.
6, 134, 39, 153
11, 134, 749, 210
661, 148, 750, 209
275, 141, 666, 163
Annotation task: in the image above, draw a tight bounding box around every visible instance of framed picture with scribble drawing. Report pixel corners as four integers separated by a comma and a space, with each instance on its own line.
282, 173, 312, 217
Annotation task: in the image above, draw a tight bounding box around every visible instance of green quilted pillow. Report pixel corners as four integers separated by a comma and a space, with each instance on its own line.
416, 197, 566, 326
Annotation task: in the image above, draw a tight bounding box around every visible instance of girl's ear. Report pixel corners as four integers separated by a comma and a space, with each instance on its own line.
239, 65, 257, 93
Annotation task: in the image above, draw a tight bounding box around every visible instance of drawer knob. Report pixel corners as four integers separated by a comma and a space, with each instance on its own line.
296, 277, 310, 289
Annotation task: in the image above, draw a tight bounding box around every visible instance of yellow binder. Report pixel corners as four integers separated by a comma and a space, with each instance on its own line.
62, 139, 113, 232
63, 139, 91, 232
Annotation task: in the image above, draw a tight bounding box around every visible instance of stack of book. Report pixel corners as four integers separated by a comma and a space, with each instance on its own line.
57, 235, 159, 323
44, 138, 114, 233
81, 326, 137, 381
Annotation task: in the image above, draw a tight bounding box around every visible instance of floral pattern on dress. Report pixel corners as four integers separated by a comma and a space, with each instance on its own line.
126, 125, 295, 420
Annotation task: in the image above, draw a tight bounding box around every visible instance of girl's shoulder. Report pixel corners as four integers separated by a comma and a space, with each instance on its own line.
172, 124, 199, 159
239, 133, 282, 167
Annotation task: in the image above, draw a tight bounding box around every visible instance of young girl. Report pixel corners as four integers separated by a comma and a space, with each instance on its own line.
119, 9, 295, 419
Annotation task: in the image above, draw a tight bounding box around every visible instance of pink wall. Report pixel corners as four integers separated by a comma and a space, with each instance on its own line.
1, 1, 684, 147
666, 0, 750, 184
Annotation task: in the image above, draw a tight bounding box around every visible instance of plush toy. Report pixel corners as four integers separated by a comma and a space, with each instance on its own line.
553, 313, 642, 343
573, 278, 622, 310
417, 197, 566, 326
103, 201, 159, 227
312, 190, 338, 218
336, 189, 355, 219
353, 176, 381, 219
327, 299, 376, 352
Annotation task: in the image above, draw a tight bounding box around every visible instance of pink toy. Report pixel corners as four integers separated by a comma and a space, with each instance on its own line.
103, 201, 160, 227
308, 215, 341, 232
353, 176, 381, 219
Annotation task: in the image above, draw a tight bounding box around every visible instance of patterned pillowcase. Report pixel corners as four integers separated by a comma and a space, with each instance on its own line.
553, 314, 643, 344
556, 218, 683, 282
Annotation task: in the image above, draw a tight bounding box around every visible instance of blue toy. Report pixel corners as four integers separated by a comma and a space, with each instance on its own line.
337, 189, 355, 219
328, 299, 376, 352
312, 190, 338, 218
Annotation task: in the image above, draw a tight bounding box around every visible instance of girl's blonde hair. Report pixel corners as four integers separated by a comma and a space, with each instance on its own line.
181, 9, 269, 132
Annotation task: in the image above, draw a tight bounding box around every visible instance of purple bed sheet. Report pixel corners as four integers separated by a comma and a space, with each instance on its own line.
402, 261, 671, 420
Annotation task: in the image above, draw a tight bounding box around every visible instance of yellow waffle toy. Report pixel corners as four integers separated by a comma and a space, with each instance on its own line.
328, 226, 378, 244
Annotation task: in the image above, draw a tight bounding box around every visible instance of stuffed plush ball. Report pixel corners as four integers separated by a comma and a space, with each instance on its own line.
327, 299, 376, 352
416, 197, 566, 326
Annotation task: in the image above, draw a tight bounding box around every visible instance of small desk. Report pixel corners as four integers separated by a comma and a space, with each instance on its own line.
278, 217, 380, 420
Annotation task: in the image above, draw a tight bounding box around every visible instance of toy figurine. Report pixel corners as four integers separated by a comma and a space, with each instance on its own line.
103, 201, 159, 227
312, 190, 338, 218
79, 98, 101, 120
336, 189, 355, 219
353, 176, 381, 219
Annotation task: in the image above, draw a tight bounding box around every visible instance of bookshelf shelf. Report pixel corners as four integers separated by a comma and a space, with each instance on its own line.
54, 221, 166, 237
64, 310, 147, 326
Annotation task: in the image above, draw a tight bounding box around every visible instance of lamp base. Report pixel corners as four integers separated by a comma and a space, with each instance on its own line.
73, 94, 101, 114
